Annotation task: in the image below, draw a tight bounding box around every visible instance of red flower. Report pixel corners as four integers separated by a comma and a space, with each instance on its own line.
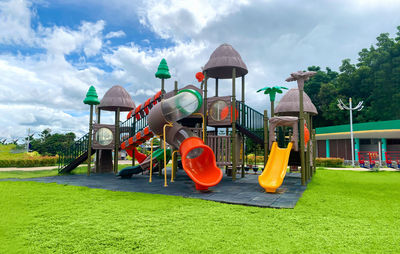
195, 72, 204, 82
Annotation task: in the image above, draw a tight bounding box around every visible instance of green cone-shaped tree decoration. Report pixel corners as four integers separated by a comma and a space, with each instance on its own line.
83, 86, 100, 105
155, 58, 171, 79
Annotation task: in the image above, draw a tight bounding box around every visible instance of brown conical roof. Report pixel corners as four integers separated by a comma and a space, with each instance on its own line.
275, 88, 318, 116
98, 85, 135, 112
203, 43, 248, 79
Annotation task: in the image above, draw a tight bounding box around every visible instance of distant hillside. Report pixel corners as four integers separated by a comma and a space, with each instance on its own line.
0, 144, 40, 160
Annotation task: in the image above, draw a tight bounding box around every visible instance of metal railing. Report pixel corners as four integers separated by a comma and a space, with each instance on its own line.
58, 114, 149, 172
58, 133, 89, 171
235, 101, 264, 141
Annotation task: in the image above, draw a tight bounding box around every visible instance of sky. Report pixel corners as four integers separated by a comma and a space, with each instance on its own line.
1, 0, 400, 141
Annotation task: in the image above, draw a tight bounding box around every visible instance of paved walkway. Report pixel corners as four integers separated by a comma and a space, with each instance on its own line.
0, 160, 132, 172
0, 166, 57, 172
325, 167, 398, 171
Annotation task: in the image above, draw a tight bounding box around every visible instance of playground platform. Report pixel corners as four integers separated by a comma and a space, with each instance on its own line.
7, 170, 306, 208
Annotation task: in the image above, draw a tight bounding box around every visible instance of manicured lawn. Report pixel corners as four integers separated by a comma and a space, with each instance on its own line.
0, 165, 128, 179
1, 170, 399, 253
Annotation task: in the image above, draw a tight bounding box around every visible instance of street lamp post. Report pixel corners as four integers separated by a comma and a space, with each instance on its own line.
337, 98, 364, 166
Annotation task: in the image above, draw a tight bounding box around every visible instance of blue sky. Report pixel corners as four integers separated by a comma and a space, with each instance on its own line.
1, 0, 400, 141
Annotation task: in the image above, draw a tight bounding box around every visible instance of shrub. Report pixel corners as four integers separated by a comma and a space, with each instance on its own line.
316, 157, 344, 167
246, 154, 264, 165
0, 156, 58, 168
247, 154, 255, 164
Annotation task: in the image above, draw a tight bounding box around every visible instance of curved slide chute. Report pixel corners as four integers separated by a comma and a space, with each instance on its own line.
259, 142, 293, 193
125, 147, 147, 164
179, 137, 222, 190
147, 89, 222, 190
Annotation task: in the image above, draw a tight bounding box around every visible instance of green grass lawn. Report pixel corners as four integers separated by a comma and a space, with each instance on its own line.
1, 170, 400, 253
0, 144, 39, 160
0, 164, 131, 179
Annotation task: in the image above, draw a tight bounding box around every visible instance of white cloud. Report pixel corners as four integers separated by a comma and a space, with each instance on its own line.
0, 104, 89, 139
0, 0, 35, 45
2, 0, 400, 139
102, 40, 209, 100
39, 20, 105, 57
105, 30, 126, 39
137, 0, 249, 41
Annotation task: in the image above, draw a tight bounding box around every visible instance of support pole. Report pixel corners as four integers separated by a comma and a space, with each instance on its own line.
355, 138, 360, 161
132, 111, 136, 167
163, 123, 173, 187
241, 75, 245, 177
378, 140, 382, 168
161, 78, 165, 93
203, 72, 208, 144
95, 107, 101, 172
263, 110, 269, 167
382, 138, 387, 162
215, 78, 218, 97
305, 113, 311, 181
214, 74, 218, 156
192, 113, 205, 142
312, 129, 317, 174
174, 80, 178, 95
87, 105, 94, 176
326, 139, 330, 158
310, 116, 314, 175
270, 100, 274, 117
172, 150, 178, 181
149, 137, 155, 183
349, 98, 355, 166
114, 107, 120, 174
232, 68, 237, 180
26, 128, 30, 153
299, 83, 306, 186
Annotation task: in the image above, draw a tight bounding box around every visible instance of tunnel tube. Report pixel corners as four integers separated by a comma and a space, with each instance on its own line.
147, 89, 222, 190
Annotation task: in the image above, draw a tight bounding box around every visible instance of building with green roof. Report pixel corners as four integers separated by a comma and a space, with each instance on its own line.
315, 119, 400, 162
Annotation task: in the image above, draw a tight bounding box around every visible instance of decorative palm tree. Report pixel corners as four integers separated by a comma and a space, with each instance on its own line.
256, 86, 288, 116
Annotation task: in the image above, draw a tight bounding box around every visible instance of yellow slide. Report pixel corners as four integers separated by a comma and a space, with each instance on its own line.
258, 142, 293, 193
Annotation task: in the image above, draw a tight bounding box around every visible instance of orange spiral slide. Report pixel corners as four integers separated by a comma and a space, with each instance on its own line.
179, 137, 223, 191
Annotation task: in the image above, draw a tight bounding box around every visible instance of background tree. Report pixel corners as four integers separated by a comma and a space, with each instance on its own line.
30, 130, 76, 156
304, 27, 400, 127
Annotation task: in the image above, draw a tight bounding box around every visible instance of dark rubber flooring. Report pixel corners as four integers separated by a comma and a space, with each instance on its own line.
6, 169, 306, 208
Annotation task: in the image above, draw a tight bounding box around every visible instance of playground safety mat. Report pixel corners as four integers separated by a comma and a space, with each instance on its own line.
6, 171, 306, 208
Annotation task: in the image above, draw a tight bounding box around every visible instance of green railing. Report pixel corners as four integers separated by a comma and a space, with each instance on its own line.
235, 101, 264, 141
58, 114, 149, 172
58, 133, 89, 171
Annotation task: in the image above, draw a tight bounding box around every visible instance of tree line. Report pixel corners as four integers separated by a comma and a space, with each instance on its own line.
29, 129, 76, 156
304, 27, 400, 127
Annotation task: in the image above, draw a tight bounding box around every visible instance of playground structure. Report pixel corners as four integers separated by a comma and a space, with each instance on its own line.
58, 43, 318, 193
